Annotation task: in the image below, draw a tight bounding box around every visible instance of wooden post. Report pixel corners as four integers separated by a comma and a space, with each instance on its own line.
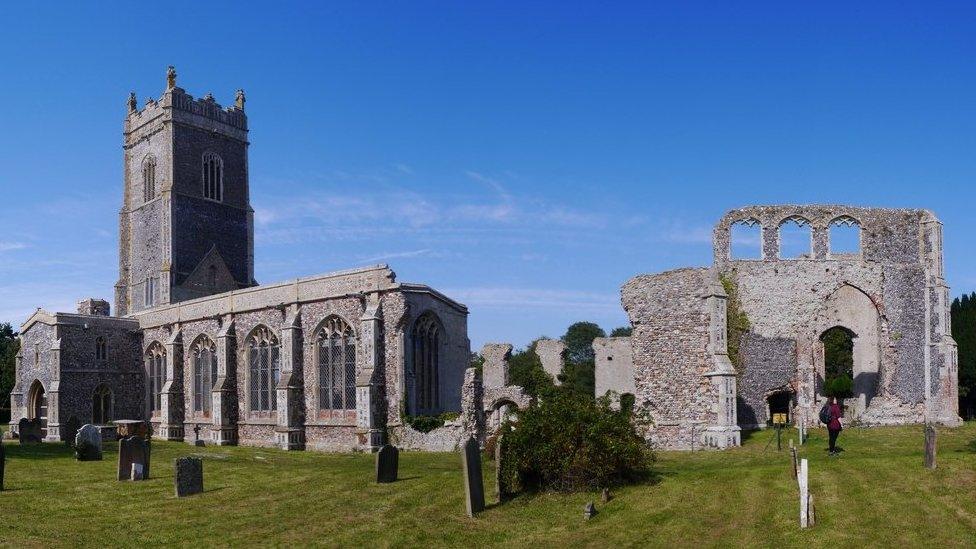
808, 493, 816, 526
924, 423, 937, 470
790, 445, 799, 479
799, 458, 809, 528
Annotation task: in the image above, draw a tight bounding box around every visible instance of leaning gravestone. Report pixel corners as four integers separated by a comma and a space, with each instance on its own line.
375, 444, 399, 483
924, 423, 937, 470
18, 418, 42, 444
75, 424, 103, 461
461, 437, 485, 517
174, 457, 204, 497
118, 436, 151, 481
62, 416, 81, 446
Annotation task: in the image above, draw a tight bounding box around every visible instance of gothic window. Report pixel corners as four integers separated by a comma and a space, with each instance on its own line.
778, 216, 813, 259
247, 326, 280, 412
316, 316, 357, 411
202, 152, 223, 202
145, 343, 166, 414
829, 216, 861, 256
730, 218, 762, 260
192, 337, 218, 413
412, 312, 441, 414
92, 384, 113, 424
143, 156, 157, 202
95, 337, 107, 363
144, 276, 156, 308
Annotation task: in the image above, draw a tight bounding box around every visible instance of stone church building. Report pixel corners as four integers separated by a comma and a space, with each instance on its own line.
6, 68, 470, 451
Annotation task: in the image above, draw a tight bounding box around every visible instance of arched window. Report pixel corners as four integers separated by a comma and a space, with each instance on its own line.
145, 343, 166, 413
192, 337, 218, 413
317, 316, 357, 411
248, 326, 280, 412
95, 337, 107, 363
829, 216, 861, 256
202, 152, 223, 202
92, 384, 113, 424
412, 313, 441, 414
778, 216, 813, 259
730, 218, 762, 259
144, 276, 157, 308
143, 156, 157, 202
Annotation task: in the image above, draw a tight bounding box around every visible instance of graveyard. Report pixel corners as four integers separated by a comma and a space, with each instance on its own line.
0, 422, 974, 546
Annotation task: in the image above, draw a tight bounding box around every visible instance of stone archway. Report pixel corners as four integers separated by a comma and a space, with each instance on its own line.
28, 380, 48, 437
815, 284, 881, 417
487, 399, 520, 433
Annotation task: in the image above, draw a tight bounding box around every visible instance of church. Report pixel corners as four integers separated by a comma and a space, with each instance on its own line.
6, 68, 471, 451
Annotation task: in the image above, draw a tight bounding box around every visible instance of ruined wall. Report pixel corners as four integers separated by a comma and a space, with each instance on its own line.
736, 333, 796, 428
593, 337, 635, 400
535, 339, 566, 385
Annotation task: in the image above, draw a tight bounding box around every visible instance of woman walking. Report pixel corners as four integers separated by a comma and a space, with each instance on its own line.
827, 396, 843, 455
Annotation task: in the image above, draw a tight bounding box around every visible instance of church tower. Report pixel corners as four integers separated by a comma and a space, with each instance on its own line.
115, 66, 255, 316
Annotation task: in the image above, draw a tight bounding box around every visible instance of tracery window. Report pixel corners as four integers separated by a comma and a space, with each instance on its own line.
202, 152, 223, 202
730, 218, 762, 260
95, 337, 107, 363
145, 343, 166, 413
317, 316, 357, 411
412, 313, 441, 413
144, 276, 157, 308
829, 216, 861, 255
248, 326, 280, 412
143, 156, 157, 202
192, 337, 218, 413
92, 384, 112, 424
778, 216, 813, 259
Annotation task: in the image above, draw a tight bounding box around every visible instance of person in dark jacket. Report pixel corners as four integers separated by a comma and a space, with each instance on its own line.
827, 396, 843, 455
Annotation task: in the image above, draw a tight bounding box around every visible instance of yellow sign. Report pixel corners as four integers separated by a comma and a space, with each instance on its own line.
772, 413, 788, 425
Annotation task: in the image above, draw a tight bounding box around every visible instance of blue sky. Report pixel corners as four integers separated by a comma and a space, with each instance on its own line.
1, 2, 975, 349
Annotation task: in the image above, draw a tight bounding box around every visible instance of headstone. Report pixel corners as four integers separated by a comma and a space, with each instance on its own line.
0, 439, 5, 491
118, 436, 151, 481
798, 458, 810, 528
375, 444, 399, 483
924, 423, 937, 470
75, 424, 103, 461
174, 457, 204, 497
601, 487, 611, 503
18, 418, 42, 444
192, 424, 205, 447
583, 501, 597, 520
62, 416, 81, 446
461, 437, 485, 517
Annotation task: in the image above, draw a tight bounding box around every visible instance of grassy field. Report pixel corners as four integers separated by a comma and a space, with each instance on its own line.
1, 422, 974, 547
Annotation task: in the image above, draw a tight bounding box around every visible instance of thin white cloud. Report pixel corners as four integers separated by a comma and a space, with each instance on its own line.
0, 241, 28, 252
358, 249, 433, 263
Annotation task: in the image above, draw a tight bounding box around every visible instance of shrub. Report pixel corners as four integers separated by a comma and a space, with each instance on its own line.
404, 412, 460, 433
498, 389, 654, 493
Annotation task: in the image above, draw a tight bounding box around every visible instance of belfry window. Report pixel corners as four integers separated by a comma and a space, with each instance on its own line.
144, 276, 157, 308
317, 316, 357, 411
202, 152, 223, 202
143, 156, 157, 203
248, 326, 280, 412
95, 337, 107, 363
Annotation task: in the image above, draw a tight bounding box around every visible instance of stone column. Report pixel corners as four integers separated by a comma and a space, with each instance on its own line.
762, 223, 778, 261
159, 328, 185, 441
275, 305, 305, 450
356, 298, 385, 451
6, 348, 24, 438
812, 224, 829, 259
702, 273, 741, 449
211, 316, 238, 446
43, 338, 63, 442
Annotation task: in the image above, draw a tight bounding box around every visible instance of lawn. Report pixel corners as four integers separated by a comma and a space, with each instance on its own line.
1, 423, 974, 547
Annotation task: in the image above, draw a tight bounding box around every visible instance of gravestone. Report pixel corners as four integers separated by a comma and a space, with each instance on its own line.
0, 439, 5, 491
118, 436, 151, 481
192, 424, 205, 447
75, 424, 103, 461
583, 501, 597, 520
924, 423, 937, 470
601, 487, 611, 504
18, 418, 42, 444
461, 437, 485, 517
62, 416, 81, 446
375, 444, 399, 483
174, 457, 204, 497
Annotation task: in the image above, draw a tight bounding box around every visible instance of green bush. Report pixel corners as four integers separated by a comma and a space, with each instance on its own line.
404, 412, 460, 433
498, 389, 654, 493
825, 374, 853, 398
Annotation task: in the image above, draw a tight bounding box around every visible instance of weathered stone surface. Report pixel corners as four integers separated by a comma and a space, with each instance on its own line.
375, 444, 398, 483
481, 343, 512, 389
18, 418, 42, 444
118, 436, 151, 481
75, 424, 103, 461
593, 337, 634, 403
535, 339, 566, 385
461, 437, 485, 517
174, 457, 204, 497
924, 423, 937, 469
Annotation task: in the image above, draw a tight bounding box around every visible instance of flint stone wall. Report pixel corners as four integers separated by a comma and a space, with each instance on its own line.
593, 337, 635, 401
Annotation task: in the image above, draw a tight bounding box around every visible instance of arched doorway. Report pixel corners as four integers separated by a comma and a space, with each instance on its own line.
816, 284, 881, 417
766, 389, 794, 425
821, 326, 855, 399
28, 380, 48, 437
488, 399, 519, 432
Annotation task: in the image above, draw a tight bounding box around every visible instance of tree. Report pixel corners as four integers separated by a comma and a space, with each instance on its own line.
610, 326, 633, 337
560, 322, 606, 398
0, 322, 19, 421
508, 339, 555, 398
951, 293, 976, 419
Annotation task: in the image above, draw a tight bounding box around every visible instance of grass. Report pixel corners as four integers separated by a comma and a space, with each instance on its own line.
1, 422, 975, 547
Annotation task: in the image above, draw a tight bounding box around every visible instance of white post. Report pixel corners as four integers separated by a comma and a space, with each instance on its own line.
799, 458, 809, 528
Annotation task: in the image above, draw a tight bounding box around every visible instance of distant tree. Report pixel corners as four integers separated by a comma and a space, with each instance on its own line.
951, 293, 976, 419
610, 326, 633, 337
822, 326, 854, 398
508, 340, 555, 398
560, 322, 606, 398
0, 323, 19, 417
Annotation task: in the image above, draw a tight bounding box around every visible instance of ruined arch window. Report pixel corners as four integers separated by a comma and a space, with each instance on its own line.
202, 152, 223, 202
412, 313, 441, 414
821, 326, 855, 398
247, 326, 280, 412
95, 337, 107, 363
778, 216, 813, 259
829, 216, 861, 256
143, 156, 157, 202
192, 337, 218, 414
317, 316, 357, 411
145, 344, 166, 413
730, 219, 762, 259
92, 384, 113, 424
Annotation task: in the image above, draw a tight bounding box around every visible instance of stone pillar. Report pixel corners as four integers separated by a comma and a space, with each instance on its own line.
159, 328, 185, 441
536, 339, 566, 386
211, 316, 238, 446
275, 306, 305, 450
356, 298, 385, 451
762, 223, 779, 261
44, 338, 63, 442
482, 344, 513, 390
702, 273, 741, 449
6, 348, 24, 438
812, 224, 829, 259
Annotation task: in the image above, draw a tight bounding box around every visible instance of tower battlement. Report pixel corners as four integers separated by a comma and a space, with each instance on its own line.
125, 66, 247, 136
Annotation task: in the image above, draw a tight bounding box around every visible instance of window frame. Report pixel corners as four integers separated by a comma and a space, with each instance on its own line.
202, 152, 224, 202
316, 316, 357, 414
247, 326, 280, 414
